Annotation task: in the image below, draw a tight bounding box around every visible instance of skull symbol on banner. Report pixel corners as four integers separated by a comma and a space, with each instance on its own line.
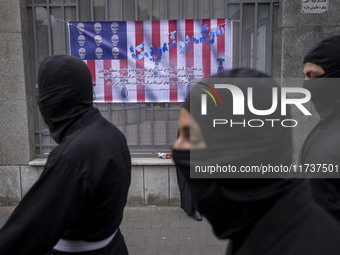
94, 22, 102, 34
78, 35, 85, 46
78, 48, 86, 59
111, 22, 119, 33
111, 35, 119, 47
95, 47, 103, 59
94, 35, 102, 46
112, 47, 119, 59
77, 23, 85, 34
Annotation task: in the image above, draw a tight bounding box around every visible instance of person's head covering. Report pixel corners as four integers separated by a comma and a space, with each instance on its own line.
303, 35, 340, 78
37, 55, 93, 143
303, 35, 340, 119
186, 68, 292, 155
173, 68, 298, 243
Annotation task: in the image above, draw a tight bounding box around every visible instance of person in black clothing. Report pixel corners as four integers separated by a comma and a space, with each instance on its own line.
0, 55, 131, 255
172, 68, 340, 255
175, 131, 202, 221
300, 35, 340, 222
176, 164, 202, 221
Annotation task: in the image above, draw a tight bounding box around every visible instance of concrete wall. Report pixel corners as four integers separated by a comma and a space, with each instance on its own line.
0, 0, 35, 164
0, 159, 181, 207
0, 0, 35, 205
278, 0, 340, 162
122, 159, 180, 206
279, 0, 340, 79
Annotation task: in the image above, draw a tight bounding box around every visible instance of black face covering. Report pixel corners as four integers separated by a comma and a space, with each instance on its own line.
303, 35, 340, 78
37, 55, 93, 143
303, 35, 340, 120
172, 148, 288, 240
172, 69, 297, 241
303, 78, 340, 119
171, 150, 190, 178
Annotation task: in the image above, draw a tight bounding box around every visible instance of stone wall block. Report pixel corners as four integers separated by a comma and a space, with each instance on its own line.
169, 166, 180, 206
0, 166, 21, 206
0, 0, 22, 33
20, 165, 43, 197
144, 166, 169, 205
127, 166, 144, 206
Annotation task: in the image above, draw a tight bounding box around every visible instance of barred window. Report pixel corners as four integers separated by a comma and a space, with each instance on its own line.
26, 0, 279, 157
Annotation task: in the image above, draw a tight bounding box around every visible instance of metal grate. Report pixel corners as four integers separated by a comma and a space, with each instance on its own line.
26, 0, 279, 157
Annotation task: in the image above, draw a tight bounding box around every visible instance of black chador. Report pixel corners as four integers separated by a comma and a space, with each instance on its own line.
173, 68, 340, 255
0, 55, 131, 255
301, 35, 340, 222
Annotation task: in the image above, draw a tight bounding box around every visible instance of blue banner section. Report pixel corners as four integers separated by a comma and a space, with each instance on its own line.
69, 21, 127, 60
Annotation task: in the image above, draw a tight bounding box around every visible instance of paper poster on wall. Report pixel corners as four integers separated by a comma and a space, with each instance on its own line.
68, 19, 232, 103
301, 0, 328, 14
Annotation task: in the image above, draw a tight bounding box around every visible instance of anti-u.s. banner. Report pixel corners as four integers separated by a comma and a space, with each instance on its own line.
68, 19, 232, 103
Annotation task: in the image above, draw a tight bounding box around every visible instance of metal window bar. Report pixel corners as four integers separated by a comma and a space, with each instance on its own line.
76, 0, 79, 21
253, 2, 258, 69
268, 0, 274, 75
194, 0, 198, 19
27, 0, 279, 158
239, 2, 243, 67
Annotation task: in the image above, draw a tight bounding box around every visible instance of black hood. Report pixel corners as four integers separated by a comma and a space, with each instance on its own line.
303, 35, 340, 78
303, 35, 340, 119
173, 69, 299, 242
37, 55, 93, 143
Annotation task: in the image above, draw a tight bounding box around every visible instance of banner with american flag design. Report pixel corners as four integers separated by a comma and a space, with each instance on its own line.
68, 19, 232, 103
